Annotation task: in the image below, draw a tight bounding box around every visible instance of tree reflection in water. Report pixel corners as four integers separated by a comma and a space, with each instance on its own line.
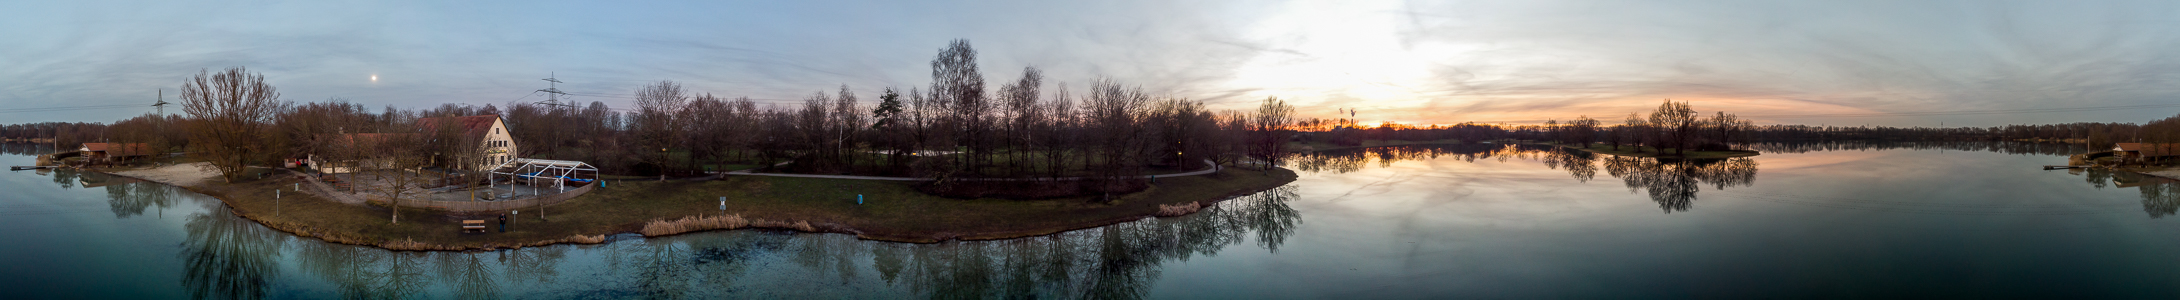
0, 142, 56, 156
104, 176, 179, 218
586, 185, 1303, 299
1603, 156, 1758, 213
2077, 168, 2180, 218
1293, 144, 1759, 212
162, 176, 1298, 298
179, 204, 286, 300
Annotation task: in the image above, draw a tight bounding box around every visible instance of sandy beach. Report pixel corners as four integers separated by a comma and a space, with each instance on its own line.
108, 162, 220, 188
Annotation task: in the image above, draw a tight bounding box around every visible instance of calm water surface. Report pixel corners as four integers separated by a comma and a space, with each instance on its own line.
5, 142, 2180, 298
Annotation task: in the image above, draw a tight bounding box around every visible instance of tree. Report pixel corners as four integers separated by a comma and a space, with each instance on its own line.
931, 39, 989, 175
871, 87, 909, 170
633, 80, 689, 175
1083, 79, 1150, 191
1621, 113, 1644, 151
1648, 99, 1697, 156
833, 85, 864, 171
179, 67, 286, 183
366, 121, 430, 224
1570, 115, 1599, 147
1248, 96, 1296, 171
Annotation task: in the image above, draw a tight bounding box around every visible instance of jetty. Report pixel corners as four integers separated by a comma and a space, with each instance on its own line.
10, 166, 53, 171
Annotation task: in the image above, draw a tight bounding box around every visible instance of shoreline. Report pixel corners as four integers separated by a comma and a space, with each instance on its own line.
99, 163, 1297, 251
1535, 143, 1761, 158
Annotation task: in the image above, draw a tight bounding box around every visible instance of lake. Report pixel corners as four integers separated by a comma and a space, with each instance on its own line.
6, 142, 2180, 298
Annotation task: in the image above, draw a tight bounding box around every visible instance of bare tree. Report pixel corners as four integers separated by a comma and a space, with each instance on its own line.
1084, 79, 1150, 190
1649, 99, 1697, 156
1040, 83, 1077, 178
633, 80, 689, 175
1248, 96, 1296, 170
931, 39, 989, 175
179, 67, 286, 182
833, 85, 864, 171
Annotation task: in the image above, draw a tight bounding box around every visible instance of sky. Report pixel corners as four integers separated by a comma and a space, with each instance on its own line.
5, 0, 2180, 127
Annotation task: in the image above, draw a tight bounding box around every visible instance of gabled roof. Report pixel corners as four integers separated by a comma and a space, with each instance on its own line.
417, 115, 501, 142
81, 143, 152, 156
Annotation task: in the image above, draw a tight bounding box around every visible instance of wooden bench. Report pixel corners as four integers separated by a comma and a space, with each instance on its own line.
461, 220, 487, 233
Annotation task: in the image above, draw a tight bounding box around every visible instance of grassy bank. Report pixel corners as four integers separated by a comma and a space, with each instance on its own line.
128, 164, 1297, 250
1539, 142, 1760, 159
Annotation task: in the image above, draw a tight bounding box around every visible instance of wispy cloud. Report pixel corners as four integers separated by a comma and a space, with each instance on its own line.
4, 0, 2179, 127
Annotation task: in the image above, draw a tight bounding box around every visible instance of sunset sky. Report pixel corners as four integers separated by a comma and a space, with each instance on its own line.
6, 1, 2180, 127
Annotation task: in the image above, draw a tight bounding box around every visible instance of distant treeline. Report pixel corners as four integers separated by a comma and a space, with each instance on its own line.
1284, 102, 2180, 151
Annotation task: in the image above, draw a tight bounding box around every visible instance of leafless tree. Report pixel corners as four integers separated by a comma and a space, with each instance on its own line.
833, 85, 864, 171
179, 67, 286, 182
1248, 96, 1296, 170
633, 80, 690, 175
1084, 79, 1150, 190
931, 39, 990, 174
1649, 99, 1698, 156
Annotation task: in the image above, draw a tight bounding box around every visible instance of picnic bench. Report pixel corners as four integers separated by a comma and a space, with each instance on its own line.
461, 220, 487, 233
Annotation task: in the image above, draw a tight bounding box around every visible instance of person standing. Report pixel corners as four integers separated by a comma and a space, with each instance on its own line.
498, 213, 508, 233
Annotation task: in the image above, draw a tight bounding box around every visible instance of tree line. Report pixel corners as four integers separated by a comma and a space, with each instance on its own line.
10, 40, 1303, 198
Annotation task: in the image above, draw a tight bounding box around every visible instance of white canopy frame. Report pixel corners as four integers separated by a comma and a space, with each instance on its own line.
489, 158, 600, 197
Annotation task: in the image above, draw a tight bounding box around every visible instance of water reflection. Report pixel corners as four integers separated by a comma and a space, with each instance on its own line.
104, 177, 178, 218
1602, 157, 1759, 213
158, 181, 1299, 298
179, 204, 286, 300
1747, 140, 2092, 156
1293, 144, 1759, 212
2077, 168, 2180, 218
0, 142, 57, 156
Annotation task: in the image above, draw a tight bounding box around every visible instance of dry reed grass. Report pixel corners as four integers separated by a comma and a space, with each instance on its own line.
1156, 201, 1205, 217
641, 214, 751, 236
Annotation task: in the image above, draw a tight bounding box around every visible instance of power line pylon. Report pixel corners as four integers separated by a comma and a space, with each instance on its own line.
153, 88, 170, 116
537, 72, 572, 108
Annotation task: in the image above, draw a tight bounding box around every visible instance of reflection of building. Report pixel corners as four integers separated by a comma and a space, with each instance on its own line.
2114, 143, 2180, 163
417, 115, 519, 171
79, 142, 152, 163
